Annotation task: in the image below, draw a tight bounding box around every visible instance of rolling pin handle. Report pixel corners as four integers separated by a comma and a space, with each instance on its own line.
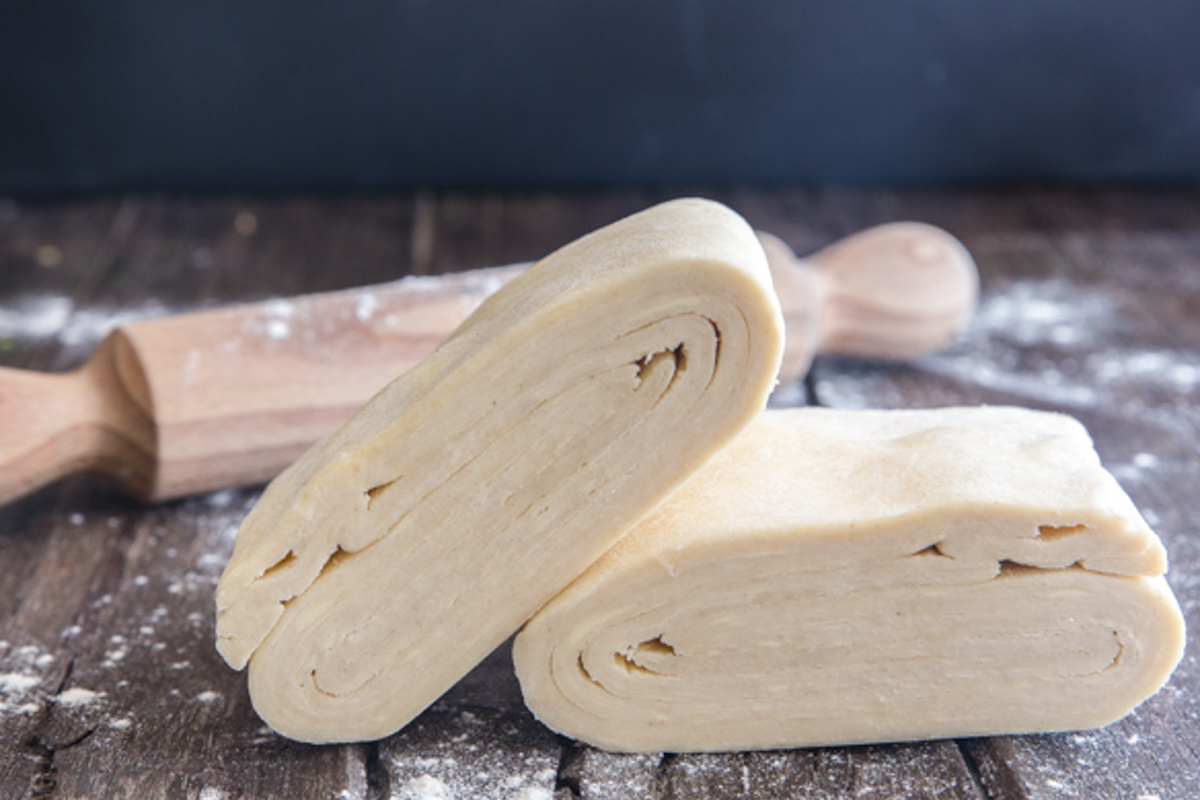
0, 334, 155, 505
763, 223, 979, 385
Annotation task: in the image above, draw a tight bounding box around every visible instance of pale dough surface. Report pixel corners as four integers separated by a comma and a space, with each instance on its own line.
513, 406, 1186, 753
214, 199, 785, 743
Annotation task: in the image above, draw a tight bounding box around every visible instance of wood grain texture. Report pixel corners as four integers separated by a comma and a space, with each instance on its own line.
1, 188, 1197, 799
657, 742, 982, 799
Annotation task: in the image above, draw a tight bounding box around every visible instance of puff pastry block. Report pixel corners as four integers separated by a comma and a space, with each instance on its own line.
215, 199, 785, 742
513, 407, 1185, 752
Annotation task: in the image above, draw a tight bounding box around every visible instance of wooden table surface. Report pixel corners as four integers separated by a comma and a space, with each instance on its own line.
1, 188, 1197, 799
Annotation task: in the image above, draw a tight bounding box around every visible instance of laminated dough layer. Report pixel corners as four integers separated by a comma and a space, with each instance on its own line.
513, 406, 1186, 753
214, 198, 785, 743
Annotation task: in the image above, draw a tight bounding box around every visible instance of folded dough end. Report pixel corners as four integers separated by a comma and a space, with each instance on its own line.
514, 406, 1186, 752
214, 198, 785, 742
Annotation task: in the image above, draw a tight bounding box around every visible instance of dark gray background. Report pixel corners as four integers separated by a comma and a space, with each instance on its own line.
3, 1, 1198, 193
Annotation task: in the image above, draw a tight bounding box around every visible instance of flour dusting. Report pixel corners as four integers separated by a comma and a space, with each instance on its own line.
0, 294, 180, 368
916, 278, 1199, 409
0, 295, 72, 338
387, 708, 559, 800
400, 775, 451, 800
0, 487, 257, 734
57, 687, 105, 707
356, 291, 380, 321
817, 277, 1200, 417
0, 641, 54, 714
59, 301, 174, 349
565, 750, 662, 799
0, 673, 41, 694
0, 295, 171, 345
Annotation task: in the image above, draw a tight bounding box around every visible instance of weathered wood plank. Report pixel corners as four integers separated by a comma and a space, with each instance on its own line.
380, 705, 560, 800
558, 746, 663, 800
42, 490, 368, 800
0, 488, 137, 798
659, 742, 981, 800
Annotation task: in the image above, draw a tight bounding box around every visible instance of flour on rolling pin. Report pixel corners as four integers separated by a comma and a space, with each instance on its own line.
222, 269, 523, 355
0, 295, 177, 359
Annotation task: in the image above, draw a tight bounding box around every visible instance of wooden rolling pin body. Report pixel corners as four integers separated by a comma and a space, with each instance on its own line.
0, 223, 976, 505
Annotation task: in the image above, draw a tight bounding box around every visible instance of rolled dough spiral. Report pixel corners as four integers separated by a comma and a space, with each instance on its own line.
513, 407, 1185, 752
215, 198, 785, 742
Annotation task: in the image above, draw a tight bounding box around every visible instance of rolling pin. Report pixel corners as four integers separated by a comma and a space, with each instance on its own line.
0, 222, 976, 506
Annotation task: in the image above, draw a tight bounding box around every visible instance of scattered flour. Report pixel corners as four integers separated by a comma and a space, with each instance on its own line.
0, 642, 56, 713
0, 295, 72, 338
205, 489, 238, 508
243, 298, 295, 341
196, 552, 227, 571
0, 293, 177, 356
56, 687, 105, 707
401, 775, 451, 800
102, 644, 128, 667
0, 486, 256, 730
510, 788, 552, 800
815, 277, 1199, 427
565, 751, 661, 799
388, 708, 559, 800
914, 278, 1200, 410
264, 319, 290, 339
59, 301, 174, 349
0, 673, 41, 694
356, 291, 380, 322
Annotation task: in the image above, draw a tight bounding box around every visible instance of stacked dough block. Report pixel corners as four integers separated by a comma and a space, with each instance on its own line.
514, 406, 1183, 751
216, 199, 785, 741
